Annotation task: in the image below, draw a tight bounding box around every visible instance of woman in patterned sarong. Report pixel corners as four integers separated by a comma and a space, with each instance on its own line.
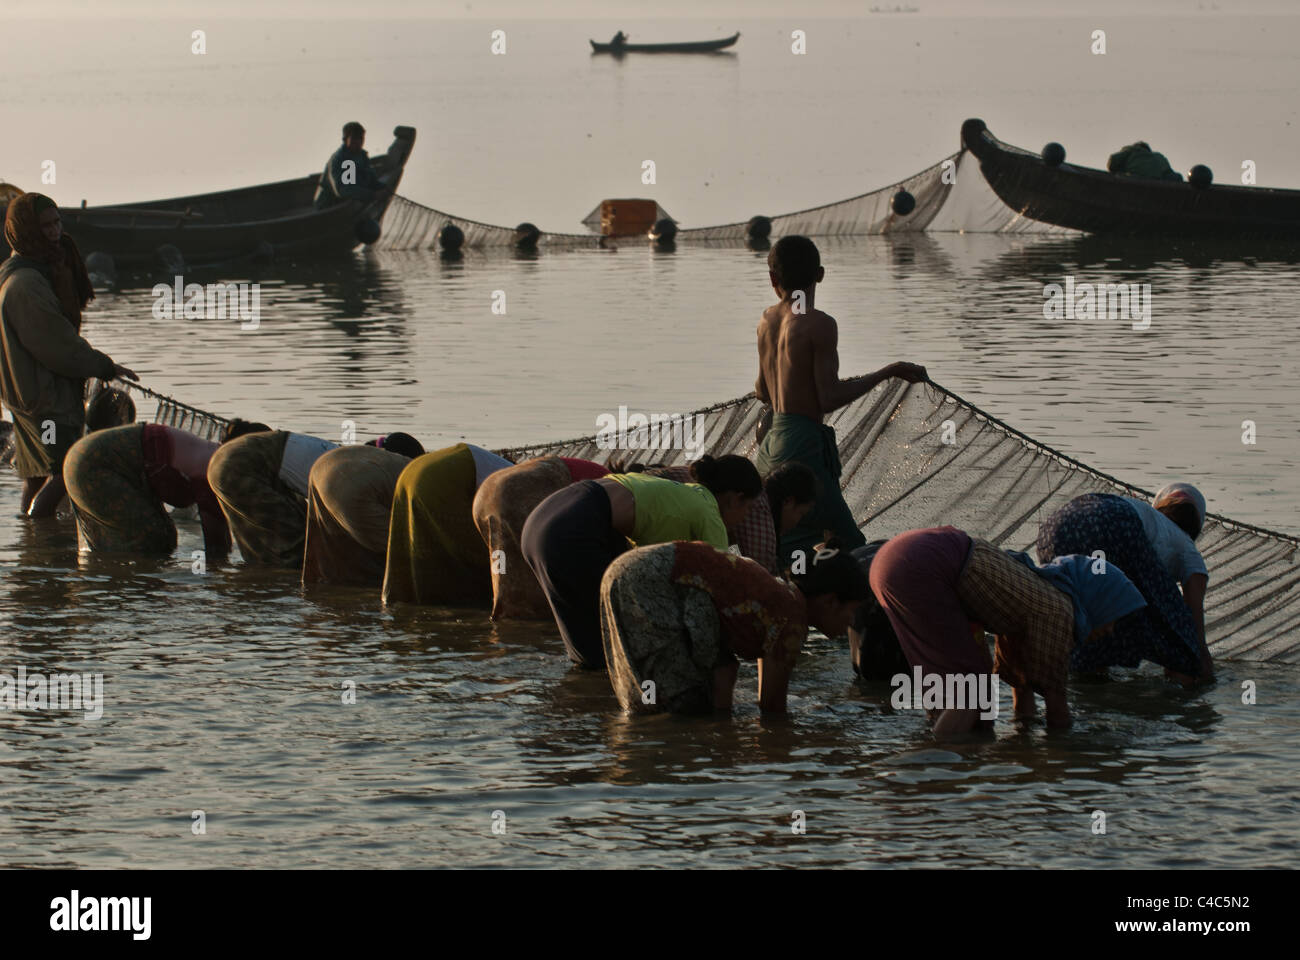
1036, 486, 1213, 681
64, 422, 229, 557
206, 429, 328, 567
599, 539, 870, 715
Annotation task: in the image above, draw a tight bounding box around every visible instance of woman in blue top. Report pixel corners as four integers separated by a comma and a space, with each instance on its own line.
1036, 483, 1213, 683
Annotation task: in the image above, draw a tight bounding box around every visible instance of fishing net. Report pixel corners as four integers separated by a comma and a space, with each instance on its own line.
498, 378, 1299, 664
374, 195, 598, 250
88, 378, 230, 442
376, 149, 1071, 249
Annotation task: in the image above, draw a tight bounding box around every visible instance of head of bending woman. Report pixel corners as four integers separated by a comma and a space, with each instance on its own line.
764, 461, 816, 536
687, 454, 762, 528
790, 539, 873, 638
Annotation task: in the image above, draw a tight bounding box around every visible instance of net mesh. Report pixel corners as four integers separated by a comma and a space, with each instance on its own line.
374, 195, 598, 250
375, 149, 1071, 249
498, 379, 1300, 664
89, 378, 231, 442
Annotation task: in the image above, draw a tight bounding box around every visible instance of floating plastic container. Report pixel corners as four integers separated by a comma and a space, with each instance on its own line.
600, 199, 659, 237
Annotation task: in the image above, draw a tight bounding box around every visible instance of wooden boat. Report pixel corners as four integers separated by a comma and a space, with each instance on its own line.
961, 118, 1300, 237
1, 126, 416, 268
589, 32, 739, 54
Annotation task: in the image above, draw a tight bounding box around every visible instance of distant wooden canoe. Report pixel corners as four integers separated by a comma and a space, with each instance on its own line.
589, 32, 739, 54
1, 126, 416, 268
962, 118, 1300, 237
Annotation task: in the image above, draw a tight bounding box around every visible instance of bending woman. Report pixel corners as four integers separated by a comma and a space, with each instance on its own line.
1036, 484, 1213, 682
207, 428, 338, 566
609, 460, 808, 575
64, 422, 230, 557
382, 442, 513, 606
869, 526, 1145, 736
744, 462, 817, 573
472, 456, 610, 620
520, 454, 761, 668
600, 539, 870, 715
301, 435, 427, 587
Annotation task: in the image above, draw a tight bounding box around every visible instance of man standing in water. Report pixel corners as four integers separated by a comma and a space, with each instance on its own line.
313, 122, 391, 210
754, 235, 927, 564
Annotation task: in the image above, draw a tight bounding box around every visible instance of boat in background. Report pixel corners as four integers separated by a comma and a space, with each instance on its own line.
1, 126, 417, 269
961, 118, 1300, 237
590, 32, 739, 54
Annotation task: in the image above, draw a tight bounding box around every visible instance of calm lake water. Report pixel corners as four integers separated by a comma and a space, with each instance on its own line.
2, 13, 1299, 868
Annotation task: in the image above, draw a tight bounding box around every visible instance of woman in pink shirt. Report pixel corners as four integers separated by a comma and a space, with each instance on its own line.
63, 422, 230, 557
471, 456, 610, 620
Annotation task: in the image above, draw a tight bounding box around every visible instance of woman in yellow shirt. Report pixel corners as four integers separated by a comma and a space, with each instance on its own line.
520, 454, 760, 668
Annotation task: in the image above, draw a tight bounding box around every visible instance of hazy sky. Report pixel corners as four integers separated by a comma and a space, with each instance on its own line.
10, 0, 1296, 17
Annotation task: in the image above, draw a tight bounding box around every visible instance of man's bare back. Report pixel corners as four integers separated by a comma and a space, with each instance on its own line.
756, 301, 834, 421
756, 301, 927, 423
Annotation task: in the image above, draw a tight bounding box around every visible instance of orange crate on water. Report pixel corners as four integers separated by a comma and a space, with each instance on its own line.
600, 198, 659, 237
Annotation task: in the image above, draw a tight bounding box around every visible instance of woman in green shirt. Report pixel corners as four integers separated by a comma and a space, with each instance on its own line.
520, 454, 761, 668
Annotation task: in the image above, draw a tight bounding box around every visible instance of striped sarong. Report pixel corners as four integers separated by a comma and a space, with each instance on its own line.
957, 539, 1074, 701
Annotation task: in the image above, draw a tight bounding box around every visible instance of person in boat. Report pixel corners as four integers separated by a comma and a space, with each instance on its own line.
301, 434, 427, 588
610, 31, 628, 47
63, 422, 231, 557
520, 454, 761, 669
600, 538, 871, 715
382, 443, 514, 607
209, 425, 417, 568
869, 526, 1146, 736
1107, 142, 1183, 182
754, 235, 927, 566
313, 121, 391, 211
471, 456, 611, 620
1035, 484, 1214, 683
0, 192, 137, 517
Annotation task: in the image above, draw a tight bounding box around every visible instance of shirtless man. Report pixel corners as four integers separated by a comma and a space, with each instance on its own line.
754, 235, 927, 565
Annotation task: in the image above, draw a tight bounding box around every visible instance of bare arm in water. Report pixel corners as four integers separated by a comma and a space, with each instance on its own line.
1182, 573, 1213, 680
756, 657, 792, 714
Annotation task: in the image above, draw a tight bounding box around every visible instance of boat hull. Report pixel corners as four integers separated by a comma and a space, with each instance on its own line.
2, 127, 416, 267
961, 118, 1300, 237
590, 33, 739, 53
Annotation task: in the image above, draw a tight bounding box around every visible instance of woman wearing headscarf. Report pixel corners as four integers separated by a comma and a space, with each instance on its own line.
0, 193, 136, 516
301, 434, 426, 588
382, 443, 514, 607
1036, 484, 1213, 682
869, 526, 1147, 736
471, 456, 610, 620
